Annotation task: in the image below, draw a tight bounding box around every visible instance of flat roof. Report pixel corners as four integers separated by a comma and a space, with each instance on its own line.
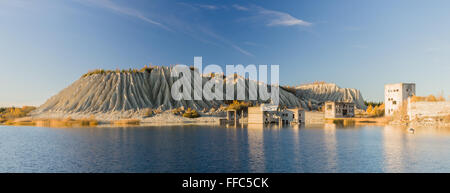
385, 83, 415, 86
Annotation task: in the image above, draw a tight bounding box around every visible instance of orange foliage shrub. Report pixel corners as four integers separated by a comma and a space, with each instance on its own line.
410, 94, 446, 103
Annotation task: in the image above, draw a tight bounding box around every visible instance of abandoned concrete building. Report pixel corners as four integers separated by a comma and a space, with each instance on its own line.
247, 104, 279, 124
246, 104, 304, 124
324, 101, 355, 118
286, 108, 305, 124
385, 83, 416, 116
225, 104, 323, 125
225, 108, 245, 125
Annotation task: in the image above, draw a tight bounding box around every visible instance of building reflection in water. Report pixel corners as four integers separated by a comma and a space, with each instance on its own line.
247, 124, 266, 172
224, 125, 241, 171
382, 125, 417, 172
291, 124, 301, 158
322, 123, 338, 172
245, 123, 304, 172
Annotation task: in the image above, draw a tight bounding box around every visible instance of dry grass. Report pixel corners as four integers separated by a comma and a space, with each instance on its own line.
300, 81, 327, 86
139, 65, 155, 73
227, 100, 251, 111
113, 119, 140, 125
4, 119, 36, 126
0, 106, 36, 120
182, 108, 200, 118
82, 69, 107, 77
3, 118, 98, 127
141, 108, 154, 117
0, 106, 37, 126
34, 116, 98, 127
82, 65, 157, 78
391, 100, 409, 122
410, 94, 446, 103
172, 107, 184, 115
444, 115, 450, 123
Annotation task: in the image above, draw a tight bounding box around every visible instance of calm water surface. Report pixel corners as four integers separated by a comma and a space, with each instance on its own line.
0, 124, 449, 173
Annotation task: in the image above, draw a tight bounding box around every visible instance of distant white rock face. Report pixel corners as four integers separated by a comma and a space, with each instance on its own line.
31, 66, 302, 119
293, 83, 367, 110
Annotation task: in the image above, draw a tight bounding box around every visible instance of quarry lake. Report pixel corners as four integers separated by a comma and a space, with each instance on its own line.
1, 124, 450, 173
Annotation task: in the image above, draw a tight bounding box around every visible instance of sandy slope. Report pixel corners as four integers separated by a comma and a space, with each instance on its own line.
31, 67, 366, 121
31, 66, 301, 120
294, 83, 367, 110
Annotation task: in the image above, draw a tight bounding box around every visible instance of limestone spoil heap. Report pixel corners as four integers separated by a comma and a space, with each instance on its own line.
293, 82, 366, 110
31, 66, 302, 120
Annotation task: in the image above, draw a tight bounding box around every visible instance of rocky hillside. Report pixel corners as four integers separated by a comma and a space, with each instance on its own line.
291, 82, 366, 110
31, 67, 367, 120
31, 66, 301, 119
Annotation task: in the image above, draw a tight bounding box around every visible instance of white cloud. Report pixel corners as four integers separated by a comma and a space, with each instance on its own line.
180, 3, 310, 27
198, 27, 254, 56
233, 4, 248, 11
178, 3, 221, 11
78, 1, 254, 56
198, 4, 218, 10
244, 41, 267, 48
257, 7, 311, 27
231, 44, 254, 56
80, 0, 172, 31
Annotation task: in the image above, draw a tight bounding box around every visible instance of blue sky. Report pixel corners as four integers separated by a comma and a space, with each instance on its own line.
1, 0, 450, 106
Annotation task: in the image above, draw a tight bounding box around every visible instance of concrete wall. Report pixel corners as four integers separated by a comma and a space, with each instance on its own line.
299, 110, 305, 124
305, 111, 324, 125
248, 107, 264, 124
287, 109, 304, 123
408, 100, 450, 120
324, 102, 335, 118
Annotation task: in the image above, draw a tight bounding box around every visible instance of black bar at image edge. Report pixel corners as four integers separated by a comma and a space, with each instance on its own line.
0, 173, 448, 192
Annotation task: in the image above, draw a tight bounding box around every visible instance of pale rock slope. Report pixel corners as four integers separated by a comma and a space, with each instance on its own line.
31, 66, 301, 120
293, 82, 366, 110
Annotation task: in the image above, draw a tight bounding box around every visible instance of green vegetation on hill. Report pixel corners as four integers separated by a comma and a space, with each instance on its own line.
81, 65, 162, 78
364, 101, 383, 107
